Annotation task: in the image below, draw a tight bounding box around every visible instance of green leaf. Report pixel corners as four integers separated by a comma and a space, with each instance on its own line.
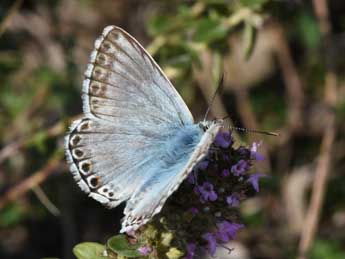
27, 131, 48, 152
1, 89, 32, 118
73, 242, 107, 259
107, 235, 142, 258
148, 16, 175, 36
193, 18, 227, 43
243, 21, 257, 60
295, 12, 321, 50
0, 203, 26, 227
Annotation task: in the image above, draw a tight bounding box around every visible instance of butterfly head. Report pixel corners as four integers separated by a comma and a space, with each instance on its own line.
199, 119, 223, 132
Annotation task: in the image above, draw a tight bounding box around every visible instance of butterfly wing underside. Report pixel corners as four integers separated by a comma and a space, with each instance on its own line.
65, 26, 220, 232
121, 122, 220, 232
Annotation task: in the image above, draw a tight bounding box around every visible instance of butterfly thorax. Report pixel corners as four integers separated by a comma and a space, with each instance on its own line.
199, 120, 223, 132
162, 124, 203, 167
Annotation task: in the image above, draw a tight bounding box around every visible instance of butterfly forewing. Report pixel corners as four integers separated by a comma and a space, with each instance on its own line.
83, 26, 193, 126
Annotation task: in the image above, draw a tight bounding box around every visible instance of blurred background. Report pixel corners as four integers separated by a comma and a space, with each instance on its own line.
0, 0, 344, 258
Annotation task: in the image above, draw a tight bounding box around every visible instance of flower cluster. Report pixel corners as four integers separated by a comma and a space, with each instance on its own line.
128, 130, 265, 259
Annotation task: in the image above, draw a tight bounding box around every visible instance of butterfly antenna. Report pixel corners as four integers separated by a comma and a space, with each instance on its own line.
204, 77, 278, 137
203, 74, 225, 121
222, 114, 231, 120
229, 126, 279, 136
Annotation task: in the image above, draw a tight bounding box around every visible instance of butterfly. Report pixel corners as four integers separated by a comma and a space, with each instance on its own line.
65, 26, 222, 233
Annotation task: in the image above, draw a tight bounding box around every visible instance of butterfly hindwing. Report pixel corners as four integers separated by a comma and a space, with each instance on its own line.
121, 123, 221, 232
65, 116, 173, 209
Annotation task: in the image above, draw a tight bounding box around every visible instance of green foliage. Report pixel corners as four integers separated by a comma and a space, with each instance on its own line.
71, 229, 184, 259
0, 203, 26, 227
310, 239, 345, 259
147, 0, 266, 78
72, 235, 146, 259
294, 11, 321, 50
250, 87, 286, 128
193, 17, 228, 43
243, 21, 257, 59
73, 242, 108, 259
240, 0, 269, 9
242, 207, 265, 227
148, 15, 177, 36
27, 131, 49, 153
107, 235, 142, 258
146, 0, 268, 115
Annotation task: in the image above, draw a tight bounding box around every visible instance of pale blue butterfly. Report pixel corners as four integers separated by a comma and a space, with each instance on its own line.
65, 26, 222, 233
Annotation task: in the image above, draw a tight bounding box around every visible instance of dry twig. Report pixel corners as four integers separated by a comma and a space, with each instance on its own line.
32, 185, 60, 216
0, 154, 63, 210
0, 116, 79, 164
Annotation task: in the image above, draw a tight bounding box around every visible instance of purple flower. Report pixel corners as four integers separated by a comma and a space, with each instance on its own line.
226, 193, 240, 207
196, 160, 209, 170
247, 173, 266, 192
250, 142, 264, 161
238, 146, 250, 156
223, 153, 230, 161
214, 132, 233, 148
215, 221, 244, 242
186, 243, 196, 259
231, 159, 250, 176
138, 245, 152, 256
202, 233, 217, 256
187, 172, 197, 184
221, 169, 230, 177
194, 182, 218, 203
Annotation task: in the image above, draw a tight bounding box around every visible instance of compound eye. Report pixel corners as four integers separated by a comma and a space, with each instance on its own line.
199, 122, 209, 132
